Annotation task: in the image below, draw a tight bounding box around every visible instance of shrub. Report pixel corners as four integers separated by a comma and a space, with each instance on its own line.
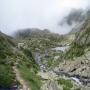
58, 78, 73, 88
0, 65, 15, 87
18, 64, 42, 90
63, 86, 71, 90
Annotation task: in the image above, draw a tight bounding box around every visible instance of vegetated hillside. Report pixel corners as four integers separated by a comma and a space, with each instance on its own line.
0, 32, 17, 88
0, 31, 41, 90
66, 19, 90, 59
64, 9, 90, 59
14, 28, 70, 51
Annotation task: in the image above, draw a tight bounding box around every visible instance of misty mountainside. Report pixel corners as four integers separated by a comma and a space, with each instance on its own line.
60, 9, 85, 26
74, 22, 90, 47
13, 17, 90, 90
70, 9, 90, 50
69, 9, 90, 34
65, 18, 90, 59
14, 28, 61, 39
0, 9, 90, 90
60, 9, 90, 35
0, 25, 90, 90
65, 9, 90, 58
51, 12, 90, 90
14, 28, 50, 39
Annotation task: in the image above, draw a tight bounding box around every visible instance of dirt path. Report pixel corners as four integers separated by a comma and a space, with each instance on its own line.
13, 66, 31, 90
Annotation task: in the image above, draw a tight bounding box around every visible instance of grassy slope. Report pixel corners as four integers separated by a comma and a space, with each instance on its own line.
0, 33, 16, 87
0, 32, 42, 90
65, 24, 90, 59
17, 48, 42, 90
57, 78, 73, 90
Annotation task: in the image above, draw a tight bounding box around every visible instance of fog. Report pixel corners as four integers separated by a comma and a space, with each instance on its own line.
0, 0, 90, 35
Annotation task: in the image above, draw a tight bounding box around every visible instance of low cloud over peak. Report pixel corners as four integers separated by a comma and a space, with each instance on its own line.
0, 0, 89, 35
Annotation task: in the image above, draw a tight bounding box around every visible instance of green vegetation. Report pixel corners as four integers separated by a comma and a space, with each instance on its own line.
46, 57, 61, 68
18, 64, 42, 90
74, 88, 81, 90
41, 51, 63, 68
57, 78, 73, 90
47, 59, 53, 67
0, 34, 16, 87
21, 48, 38, 72
24, 38, 63, 52
14, 29, 68, 52
65, 42, 85, 59
14, 47, 42, 90
0, 24, 90, 89
63, 86, 71, 90
65, 27, 90, 59
0, 32, 41, 89
0, 65, 15, 87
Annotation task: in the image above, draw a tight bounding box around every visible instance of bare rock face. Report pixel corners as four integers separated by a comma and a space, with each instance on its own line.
58, 51, 90, 77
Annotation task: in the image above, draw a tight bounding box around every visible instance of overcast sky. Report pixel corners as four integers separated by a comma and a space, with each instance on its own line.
0, 0, 90, 35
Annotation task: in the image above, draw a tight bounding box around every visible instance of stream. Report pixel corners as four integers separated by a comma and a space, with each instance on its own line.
34, 52, 46, 72
34, 46, 69, 72
51, 46, 69, 52
53, 70, 90, 86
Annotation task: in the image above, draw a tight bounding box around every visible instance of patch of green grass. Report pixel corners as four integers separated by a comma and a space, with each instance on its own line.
0, 36, 16, 87
63, 86, 71, 90
47, 59, 53, 67
65, 43, 84, 59
74, 88, 81, 90
65, 27, 90, 59
18, 64, 42, 90
57, 78, 73, 89
0, 64, 15, 87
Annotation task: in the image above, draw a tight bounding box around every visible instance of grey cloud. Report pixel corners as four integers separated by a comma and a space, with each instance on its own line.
0, 0, 89, 35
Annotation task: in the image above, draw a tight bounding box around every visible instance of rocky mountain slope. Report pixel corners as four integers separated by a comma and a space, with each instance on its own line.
66, 20, 90, 59
54, 11, 90, 90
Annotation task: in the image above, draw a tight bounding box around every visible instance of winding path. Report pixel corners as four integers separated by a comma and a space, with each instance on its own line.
13, 66, 31, 90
